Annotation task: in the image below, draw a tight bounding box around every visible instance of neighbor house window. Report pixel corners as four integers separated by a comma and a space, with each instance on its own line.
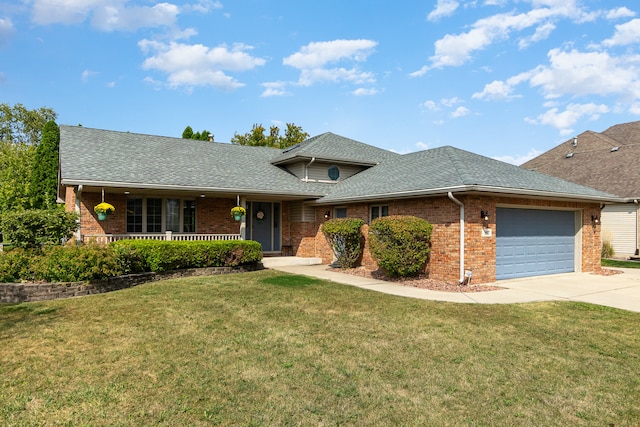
370, 205, 389, 221
335, 207, 347, 218
126, 197, 196, 233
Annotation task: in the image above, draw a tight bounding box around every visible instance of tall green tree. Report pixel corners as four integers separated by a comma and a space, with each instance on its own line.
29, 121, 60, 209
182, 125, 194, 139
231, 123, 308, 148
0, 140, 35, 212
0, 103, 57, 146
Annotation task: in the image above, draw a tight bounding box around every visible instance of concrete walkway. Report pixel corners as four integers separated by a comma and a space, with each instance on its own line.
265, 260, 640, 313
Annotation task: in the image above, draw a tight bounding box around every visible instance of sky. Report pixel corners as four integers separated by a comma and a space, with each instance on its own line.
1, 0, 640, 164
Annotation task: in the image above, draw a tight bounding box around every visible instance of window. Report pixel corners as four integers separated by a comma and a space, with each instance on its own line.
335, 207, 347, 218
370, 205, 389, 221
127, 198, 142, 233
126, 197, 196, 233
328, 165, 340, 181
146, 198, 162, 232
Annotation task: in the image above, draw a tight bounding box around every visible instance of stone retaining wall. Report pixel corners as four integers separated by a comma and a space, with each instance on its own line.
0, 264, 260, 303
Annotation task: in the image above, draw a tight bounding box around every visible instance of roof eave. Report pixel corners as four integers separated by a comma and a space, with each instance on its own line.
60, 178, 328, 199
312, 185, 622, 205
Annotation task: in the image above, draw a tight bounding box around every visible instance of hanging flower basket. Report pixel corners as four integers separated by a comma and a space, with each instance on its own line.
94, 202, 115, 220
231, 206, 246, 221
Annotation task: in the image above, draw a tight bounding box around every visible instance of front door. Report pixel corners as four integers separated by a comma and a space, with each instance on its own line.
248, 202, 281, 252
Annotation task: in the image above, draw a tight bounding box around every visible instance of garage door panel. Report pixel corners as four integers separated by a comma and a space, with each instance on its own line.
496, 208, 575, 280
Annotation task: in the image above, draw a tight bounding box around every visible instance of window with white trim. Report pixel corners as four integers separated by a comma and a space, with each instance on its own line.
126, 197, 196, 233
370, 205, 389, 222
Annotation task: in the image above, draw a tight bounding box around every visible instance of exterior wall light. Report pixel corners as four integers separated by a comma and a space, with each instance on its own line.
480, 210, 489, 221
324, 211, 331, 219
591, 215, 599, 224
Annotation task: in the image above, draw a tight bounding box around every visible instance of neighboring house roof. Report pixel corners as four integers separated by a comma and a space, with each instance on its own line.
59, 126, 331, 198
270, 132, 398, 166
59, 126, 619, 204
316, 145, 617, 204
522, 121, 640, 199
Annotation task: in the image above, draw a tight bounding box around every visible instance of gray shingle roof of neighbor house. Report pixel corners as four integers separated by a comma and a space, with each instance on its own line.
59, 126, 332, 198
59, 125, 620, 204
522, 121, 640, 199
270, 132, 399, 166
315, 145, 620, 204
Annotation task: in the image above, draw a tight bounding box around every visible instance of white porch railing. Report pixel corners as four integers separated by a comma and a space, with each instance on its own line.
83, 232, 242, 245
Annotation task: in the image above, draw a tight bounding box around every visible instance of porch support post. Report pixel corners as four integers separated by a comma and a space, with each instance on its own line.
239, 196, 247, 240
75, 185, 83, 244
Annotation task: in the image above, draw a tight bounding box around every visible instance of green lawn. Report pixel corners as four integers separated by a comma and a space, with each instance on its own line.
1, 270, 639, 426
602, 258, 640, 269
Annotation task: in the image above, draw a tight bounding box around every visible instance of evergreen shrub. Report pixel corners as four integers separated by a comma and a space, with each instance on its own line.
321, 218, 365, 268
368, 215, 432, 277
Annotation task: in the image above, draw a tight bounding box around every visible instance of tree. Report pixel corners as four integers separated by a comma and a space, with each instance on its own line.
182, 126, 213, 141
0, 103, 57, 146
0, 140, 35, 212
231, 123, 309, 148
29, 121, 60, 209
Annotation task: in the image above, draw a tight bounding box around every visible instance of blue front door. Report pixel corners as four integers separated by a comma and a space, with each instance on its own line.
247, 202, 281, 252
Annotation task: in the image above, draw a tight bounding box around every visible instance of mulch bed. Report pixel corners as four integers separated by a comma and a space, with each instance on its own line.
330, 266, 503, 293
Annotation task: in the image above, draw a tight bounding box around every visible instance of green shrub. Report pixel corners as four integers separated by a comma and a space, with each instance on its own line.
32, 244, 123, 282
321, 218, 365, 268
368, 215, 432, 277
0, 248, 37, 282
0, 208, 78, 249
110, 240, 263, 273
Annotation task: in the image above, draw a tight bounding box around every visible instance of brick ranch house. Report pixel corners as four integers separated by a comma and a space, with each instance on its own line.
58, 126, 620, 284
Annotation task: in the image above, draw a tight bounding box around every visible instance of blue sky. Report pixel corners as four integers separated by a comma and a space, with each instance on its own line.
1, 0, 639, 164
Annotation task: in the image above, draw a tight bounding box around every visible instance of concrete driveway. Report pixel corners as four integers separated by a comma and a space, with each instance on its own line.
481, 268, 640, 312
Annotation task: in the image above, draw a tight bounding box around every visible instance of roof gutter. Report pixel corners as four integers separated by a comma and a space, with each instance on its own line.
304, 157, 316, 182
447, 192, 465, 284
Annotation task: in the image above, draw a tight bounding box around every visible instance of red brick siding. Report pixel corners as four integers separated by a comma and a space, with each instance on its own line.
291, 195, 601, 284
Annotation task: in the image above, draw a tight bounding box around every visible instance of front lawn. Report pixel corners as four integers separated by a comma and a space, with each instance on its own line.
602, 258, 640, 269
1, 270, 639, 426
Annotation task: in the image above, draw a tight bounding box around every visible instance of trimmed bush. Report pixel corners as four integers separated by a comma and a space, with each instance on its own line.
369, 215, 432, 277
110, 240, 263, 273
0, 248, 36, 282
32, 244, 123, 282
321, 218, 365, 268
0, 208, 78, 249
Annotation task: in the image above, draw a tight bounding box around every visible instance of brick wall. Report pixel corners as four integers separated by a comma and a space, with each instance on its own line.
291, 195, 602, 284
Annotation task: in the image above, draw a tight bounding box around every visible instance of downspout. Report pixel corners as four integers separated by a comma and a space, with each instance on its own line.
635, 200, 639, 256
447, 192, 465, 284
304, 157, 316, 182
75, 185, 83, 243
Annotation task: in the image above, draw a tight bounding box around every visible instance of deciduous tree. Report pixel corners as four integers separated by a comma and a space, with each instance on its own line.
231, 123, 309, 148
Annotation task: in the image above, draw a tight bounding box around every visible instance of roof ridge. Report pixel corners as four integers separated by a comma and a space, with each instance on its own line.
441, 146, 476, 185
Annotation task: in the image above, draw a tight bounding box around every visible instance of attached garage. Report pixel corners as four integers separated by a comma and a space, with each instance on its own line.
496, 208, 576, 280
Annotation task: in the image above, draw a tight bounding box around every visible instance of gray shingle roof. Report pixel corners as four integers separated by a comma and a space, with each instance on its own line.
271, 132, 398, 165
317, 146, 618, 203
522, 121, 640, 198
59, 126, 330, 197
59, 126, 619, 204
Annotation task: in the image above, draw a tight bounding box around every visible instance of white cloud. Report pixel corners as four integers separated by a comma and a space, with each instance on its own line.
139, 40, 266, 90
451, 106, 470, 118
415, 0, 581, 72
529, 48, 640, 99
284, 39, 377, 69
352, 87, 378, 96
427, 0, 459, 22
606, 7, 636, 20
441, 96, 462, 107
526, 102, 609, 134
31, 0, 180, 31
283, 39, 378, 87
415, 141, 429, 150
602, 19, 640, 47
0, 17, 15, 48
493, 148, 542, 165
184, 0, 223, 14
81, 69, 98, 82
422, 100, 440, 111
260, 81, 291, 97
518, 22, 555, 49
472, 79, 516, 100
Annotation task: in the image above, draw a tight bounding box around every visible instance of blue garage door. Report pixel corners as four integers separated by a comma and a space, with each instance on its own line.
496, 208, 575, 280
